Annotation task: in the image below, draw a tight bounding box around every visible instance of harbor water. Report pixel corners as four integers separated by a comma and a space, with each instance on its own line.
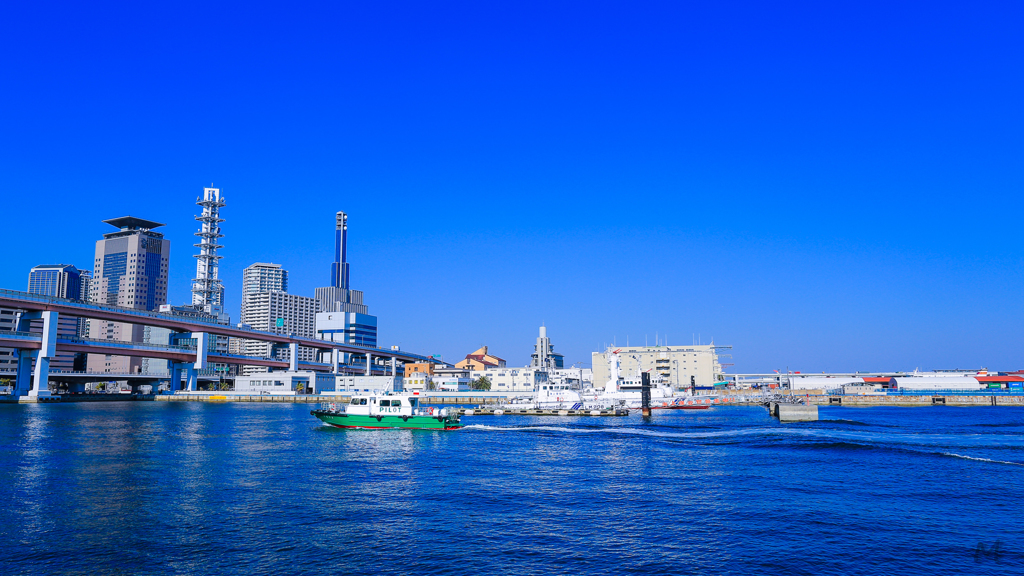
1, 403, 1022, 575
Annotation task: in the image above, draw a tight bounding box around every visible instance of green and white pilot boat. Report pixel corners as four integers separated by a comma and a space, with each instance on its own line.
311, 392, 462, 430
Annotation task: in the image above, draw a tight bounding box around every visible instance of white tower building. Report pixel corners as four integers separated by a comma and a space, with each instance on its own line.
530, 325, 564, 370
192, 187, 226, 309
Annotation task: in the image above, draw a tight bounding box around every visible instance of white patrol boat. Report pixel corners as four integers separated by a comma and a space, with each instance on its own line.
311, 391, 462, 430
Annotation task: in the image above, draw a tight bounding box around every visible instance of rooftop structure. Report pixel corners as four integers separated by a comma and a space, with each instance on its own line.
102, 216, 165, 232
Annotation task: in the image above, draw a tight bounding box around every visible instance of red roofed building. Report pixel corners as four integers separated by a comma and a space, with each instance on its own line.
455, 346, 506, 370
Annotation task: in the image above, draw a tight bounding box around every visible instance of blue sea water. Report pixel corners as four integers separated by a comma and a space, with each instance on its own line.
1, 403, 1022, 576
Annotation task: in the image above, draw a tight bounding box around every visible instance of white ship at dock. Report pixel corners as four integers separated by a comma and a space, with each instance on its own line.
583, 350, 683, 409
502, 350, 704, 411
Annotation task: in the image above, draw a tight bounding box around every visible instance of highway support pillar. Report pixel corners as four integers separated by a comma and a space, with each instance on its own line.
185, 365, 198, 392
14, 351, 34, 396
331, 349, 340, 374
390, 357, 396, 376
194, 332, 209, 371
169, 363, 183, 393
15, 311, 57, 398
366, 354, 372, 376
289, 342, 298, 371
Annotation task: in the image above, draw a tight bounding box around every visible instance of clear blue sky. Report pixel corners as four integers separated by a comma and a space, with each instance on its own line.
2, 1, 1021, 373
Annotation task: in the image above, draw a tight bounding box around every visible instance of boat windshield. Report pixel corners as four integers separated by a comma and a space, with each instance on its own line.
392, 399, 402, 407
381, 400, 391, 407
350, 398, 361, 405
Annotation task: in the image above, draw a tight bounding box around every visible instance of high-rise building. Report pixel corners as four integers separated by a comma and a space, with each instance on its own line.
27, 264, 88, 371
314, 211, 377, 360
192, 187, 226, 309
77, 270, 92, 337
239, 263, 288, 336
239, 262, 316, 374
86, 216, 170, 374
240, 290, 317, 375
28, 264, 83, 299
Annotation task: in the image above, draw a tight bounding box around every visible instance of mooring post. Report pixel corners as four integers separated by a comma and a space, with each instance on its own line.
641, 371, 652, 417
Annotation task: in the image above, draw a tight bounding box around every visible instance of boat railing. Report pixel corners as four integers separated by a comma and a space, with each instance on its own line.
319, 402, 347, 413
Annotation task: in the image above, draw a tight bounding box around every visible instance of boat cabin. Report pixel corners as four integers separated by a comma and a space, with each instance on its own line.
344, 393, 421, 417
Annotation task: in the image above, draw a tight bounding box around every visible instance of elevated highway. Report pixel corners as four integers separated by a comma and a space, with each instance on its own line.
0, 288, 432, 398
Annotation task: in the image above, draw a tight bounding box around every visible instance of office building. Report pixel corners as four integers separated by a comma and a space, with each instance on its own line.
28, 264, 84, 299
86, 217, 170, 374
27, 264, 88, 371
77, 270, 91, 337
591, 344, 723, 389
315, 312, 377, 348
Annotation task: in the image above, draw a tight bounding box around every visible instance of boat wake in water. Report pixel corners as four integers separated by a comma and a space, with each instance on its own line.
941, 452, 1024, 466
462, 413, 1024, 466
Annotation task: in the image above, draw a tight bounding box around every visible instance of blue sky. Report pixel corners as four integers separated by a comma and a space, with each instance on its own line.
2, 1, 1022, 372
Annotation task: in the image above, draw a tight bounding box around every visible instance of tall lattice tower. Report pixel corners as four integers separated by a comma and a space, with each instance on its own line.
192, 186, 226, 308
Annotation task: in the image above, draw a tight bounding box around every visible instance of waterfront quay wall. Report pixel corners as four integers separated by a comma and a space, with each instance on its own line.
800, 393, 1024, 407
153, 391, 517, 404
